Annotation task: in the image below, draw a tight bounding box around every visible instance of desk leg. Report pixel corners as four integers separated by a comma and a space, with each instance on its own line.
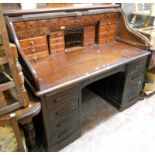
21, 118, 37, 151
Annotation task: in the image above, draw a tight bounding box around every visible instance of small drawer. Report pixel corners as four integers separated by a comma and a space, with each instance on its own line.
83, 41, 94, 47
73, 18, 82, 28
26, 21, 38, 29
99, 37, 115, 44
22, 44, 48, 55
39, 28, 50, 36
50, 18, 59, 31
27, 29, 39, 38
26, 50, 49, 61
83, 33, 95, 40
125, 91, 140, 103
127, 58, 146, 74
99, 31, 108, 37
50, 43, 65, 50
48, 110, 79, 133
108, 30, 117, 37
98, 37, 108, 44
50, 31, 64, 38
59, 17, 70, 28
81, 16, 92, 25
50, 48, 64, 54
106, 13, 118, 20
84, 26, 95, 32
92, 15, 100, 23
108, 19, 117, 25
49, 117, 79, 144
99, 25, 109, 32
50, 37, 64, 45
128, 71, 144, 84
45, 87, 79, 106
109, 23, 118, 30
13, 22, 26, 32
128, 80, 142, 91
39, 19, 49, 27
16, 32, 27, 40
19, 36, 47, 48
100, 21, 109, 27
98, 14, 107, 21
122, 95, 139, 110
45, 86, 79, 107
47, 98, 79, 121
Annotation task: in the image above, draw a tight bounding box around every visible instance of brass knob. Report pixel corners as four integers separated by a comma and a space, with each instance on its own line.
31, 49, 35, 53
33, 56, 37, 61
30, 41, 34, 45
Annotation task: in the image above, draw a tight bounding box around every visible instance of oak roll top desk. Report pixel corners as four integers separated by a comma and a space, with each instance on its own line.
4, 4, 150, 151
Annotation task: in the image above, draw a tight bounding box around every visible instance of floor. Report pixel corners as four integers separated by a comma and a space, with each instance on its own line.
60, 89, 155, 152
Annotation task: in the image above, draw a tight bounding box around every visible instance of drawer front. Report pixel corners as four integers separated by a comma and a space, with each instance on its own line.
127, 79, 143, 93
48, 110, 79, 134
124, 90, 140, 103
99, 30, 116, 38
39, 28, 50, 36
84, 26, 95, 32
22, 44, 48, 55
83, 41, 94, 47
49, 115, 79, 144
98, 36, 115, 44
39, 19, 49, 27
50, 18, 59, 31
92, 14, 100, 23
127, 71, 144, 84
26, 50, 49, 61
26, 21, 38, 29
27, 29, 39, 38
81, 16, 92, 26
60, 17, 82, 29
50, 37, 64, 45
50, 43, 65, 50
19, 36, 47, 48
98, 14, 107, 21
13, 22, 26, 32
83, 26, 95, 46
83, 33, 95, 40
99, 25, 109, 32
127, 58, 146, 74
16, 32, 27, 40
45, 86, 79, 108
50, 31, 64, 38
47, 98, 79, 121
50, 48, 64, 54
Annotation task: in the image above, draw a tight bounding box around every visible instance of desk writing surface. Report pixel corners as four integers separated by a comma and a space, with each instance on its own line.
32, 41, 149, 92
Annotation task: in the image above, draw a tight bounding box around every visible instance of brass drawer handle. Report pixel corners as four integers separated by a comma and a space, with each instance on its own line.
30, 41, 34, 45
33, 56, 37, 61
31, 49, 35, 53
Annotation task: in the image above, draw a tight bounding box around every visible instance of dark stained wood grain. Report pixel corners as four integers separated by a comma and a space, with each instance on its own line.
31, 41, 149, 94
4, 5, 151, 151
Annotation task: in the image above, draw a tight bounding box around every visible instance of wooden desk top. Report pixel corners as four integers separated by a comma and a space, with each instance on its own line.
30, 41, 149, 96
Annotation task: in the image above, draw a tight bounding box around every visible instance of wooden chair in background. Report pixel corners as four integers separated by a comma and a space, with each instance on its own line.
0, 4, 41, 151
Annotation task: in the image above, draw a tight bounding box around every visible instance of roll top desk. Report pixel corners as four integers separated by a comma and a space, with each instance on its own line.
4, 4, 150, 151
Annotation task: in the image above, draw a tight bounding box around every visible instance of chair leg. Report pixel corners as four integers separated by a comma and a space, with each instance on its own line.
10, 114, 26, 152
21, 118, 37, 151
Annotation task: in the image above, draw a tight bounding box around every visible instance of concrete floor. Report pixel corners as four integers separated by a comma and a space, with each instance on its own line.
60, 89, 155, 152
